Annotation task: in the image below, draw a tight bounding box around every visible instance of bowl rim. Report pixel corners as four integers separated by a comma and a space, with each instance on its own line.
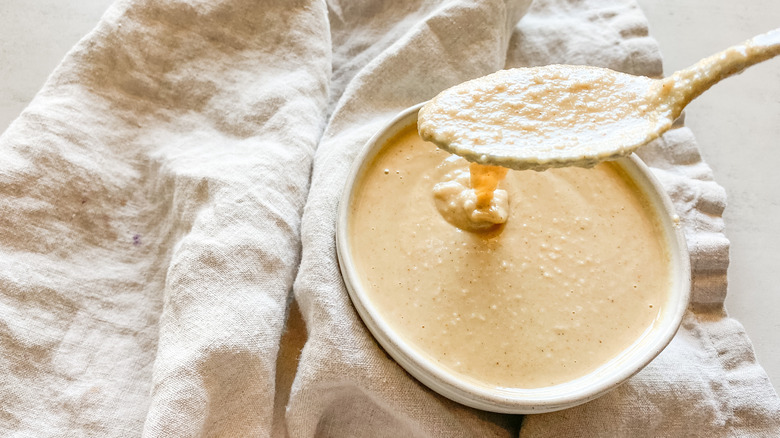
336, 102, 691, 414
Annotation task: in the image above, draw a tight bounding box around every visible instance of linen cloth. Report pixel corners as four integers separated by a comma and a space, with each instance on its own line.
1, 0, 778, 437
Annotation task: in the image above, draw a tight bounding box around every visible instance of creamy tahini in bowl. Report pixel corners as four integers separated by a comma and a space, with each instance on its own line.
336, 104, 690, 413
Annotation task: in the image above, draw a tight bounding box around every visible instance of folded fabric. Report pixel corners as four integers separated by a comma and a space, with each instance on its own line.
0, 0, 778, 437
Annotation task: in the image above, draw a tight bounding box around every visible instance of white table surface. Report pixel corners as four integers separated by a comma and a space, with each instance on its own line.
1, 0, 777, 394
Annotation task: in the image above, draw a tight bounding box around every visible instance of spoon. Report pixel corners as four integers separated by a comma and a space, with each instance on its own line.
418, 28, 780, 171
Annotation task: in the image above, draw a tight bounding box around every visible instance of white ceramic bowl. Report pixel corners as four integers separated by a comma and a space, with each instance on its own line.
336, 103, 691, 414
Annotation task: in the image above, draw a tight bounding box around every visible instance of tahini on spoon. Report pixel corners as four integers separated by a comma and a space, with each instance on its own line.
418, 28, 780, 171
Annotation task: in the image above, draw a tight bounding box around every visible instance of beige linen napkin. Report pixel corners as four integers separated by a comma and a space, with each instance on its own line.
1, 0, 779, 437
1, 0, 330, 435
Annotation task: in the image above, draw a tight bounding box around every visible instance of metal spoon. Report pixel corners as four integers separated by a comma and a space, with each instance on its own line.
418, 28, 780, 171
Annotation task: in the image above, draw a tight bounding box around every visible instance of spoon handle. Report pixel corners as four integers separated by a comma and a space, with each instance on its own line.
660, 28, 780, 117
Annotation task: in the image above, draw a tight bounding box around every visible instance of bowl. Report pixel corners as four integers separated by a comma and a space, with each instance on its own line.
336, 103, 690, 413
